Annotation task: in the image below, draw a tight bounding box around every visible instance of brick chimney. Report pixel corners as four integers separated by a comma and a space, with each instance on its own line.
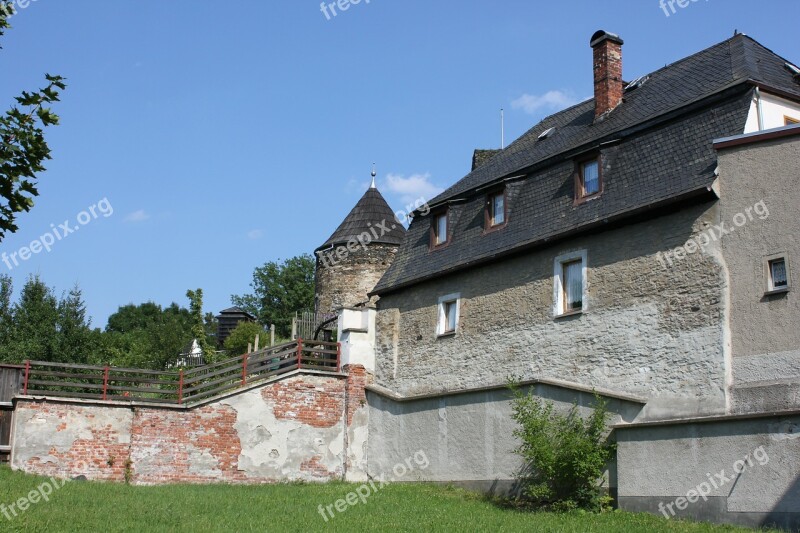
590, 30, 624, 119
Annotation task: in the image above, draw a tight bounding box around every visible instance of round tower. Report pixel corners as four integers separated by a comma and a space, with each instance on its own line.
314, 173, 406, 315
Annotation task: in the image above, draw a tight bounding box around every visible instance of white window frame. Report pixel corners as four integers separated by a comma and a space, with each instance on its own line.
553, 250, 588, 317
764, 254, 791, 294
437, 293, 461, 336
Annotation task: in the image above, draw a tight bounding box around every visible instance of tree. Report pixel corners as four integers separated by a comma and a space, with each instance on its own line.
105, 302, 164, 334
0, 7, 66, 241
223, 321, 267, 356
186, 289, 216, 363
5, 275, 59, 363
0, 275, 13, 357
231, 254, 315, 338
56, 285, 92, 365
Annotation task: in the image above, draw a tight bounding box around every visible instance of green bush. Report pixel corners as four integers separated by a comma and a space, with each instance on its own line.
509, 382, 615, 512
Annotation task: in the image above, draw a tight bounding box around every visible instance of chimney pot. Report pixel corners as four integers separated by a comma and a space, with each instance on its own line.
591, 30, 624, 119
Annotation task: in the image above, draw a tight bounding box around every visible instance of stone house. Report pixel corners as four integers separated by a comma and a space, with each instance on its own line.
340, 31, 799, 529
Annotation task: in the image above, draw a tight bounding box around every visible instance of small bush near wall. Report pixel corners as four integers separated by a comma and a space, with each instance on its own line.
509, 383, 615, 512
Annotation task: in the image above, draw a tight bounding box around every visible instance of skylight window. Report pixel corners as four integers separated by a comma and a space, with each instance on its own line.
538, 127, 556, 140
624, 75, 649, 92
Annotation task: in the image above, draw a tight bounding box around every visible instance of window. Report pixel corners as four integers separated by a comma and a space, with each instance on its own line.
437, 294, 460, 336
486, 190, 506, 229
765, 255, 791, 294
554, 251, 587, 317
431, 210, 449, 247
576, 157, 602, 201
786, 116, 800, 126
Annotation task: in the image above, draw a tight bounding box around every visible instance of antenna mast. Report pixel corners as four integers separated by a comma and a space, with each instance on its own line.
501, 108, 505, 149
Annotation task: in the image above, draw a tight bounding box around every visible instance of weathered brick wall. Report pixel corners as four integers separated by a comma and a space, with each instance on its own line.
11, 370, 371, 484
375, 202, 729, 420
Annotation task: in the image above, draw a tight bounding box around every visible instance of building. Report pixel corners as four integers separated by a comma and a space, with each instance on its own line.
215, 306, 257, 348
314, 175, 406, 316
362, 31, 800, 529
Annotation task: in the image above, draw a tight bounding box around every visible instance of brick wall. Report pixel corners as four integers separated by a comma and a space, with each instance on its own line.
11, 369, 370, 485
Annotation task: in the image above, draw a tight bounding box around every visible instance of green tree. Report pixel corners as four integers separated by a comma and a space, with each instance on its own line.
509, 382, 615, 512
223, 321, 267, 356
0, 7, 66, 241
5, 275, 59, 363
186, 289, 216, 363
0, 275, 13, 359
231, 254, 315, 338
106, 302, 163, 334
55, 285, 92, 365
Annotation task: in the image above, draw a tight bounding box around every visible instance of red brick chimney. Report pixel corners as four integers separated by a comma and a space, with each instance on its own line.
590, 30, 624, 119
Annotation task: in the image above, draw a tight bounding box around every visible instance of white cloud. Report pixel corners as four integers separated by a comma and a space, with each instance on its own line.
124, 210, 150, 223
247, 229, 263, 240
511, 90, 579, 115
382, 173, 443, 205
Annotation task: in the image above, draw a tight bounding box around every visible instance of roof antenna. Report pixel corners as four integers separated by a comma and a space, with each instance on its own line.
370, 163, 377, 189
500, 108, 505, 149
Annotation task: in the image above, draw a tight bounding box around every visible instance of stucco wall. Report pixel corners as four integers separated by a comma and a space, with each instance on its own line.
375, 202, 728, 420
367, 383, 643, 492
10, 369, 370, 484
717, 136, 800, 386
617, 415, 800, 531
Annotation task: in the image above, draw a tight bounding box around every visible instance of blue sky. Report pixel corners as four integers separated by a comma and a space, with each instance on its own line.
1, 0, 798, 327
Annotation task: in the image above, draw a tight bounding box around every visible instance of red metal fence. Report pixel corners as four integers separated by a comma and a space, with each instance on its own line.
20, 339, 340, 406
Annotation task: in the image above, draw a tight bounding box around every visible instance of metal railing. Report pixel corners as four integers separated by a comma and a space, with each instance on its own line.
20, 339, 341, 406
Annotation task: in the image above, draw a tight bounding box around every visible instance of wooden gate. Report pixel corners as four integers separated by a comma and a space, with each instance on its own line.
0, 364, 23, 463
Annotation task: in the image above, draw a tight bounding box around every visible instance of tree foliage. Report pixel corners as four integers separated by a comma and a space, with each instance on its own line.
223, 321, 267, 356
186, 288, 216, 363
509, 382, 615, 512
0, 7, 66, 241
231, 254, 315, 338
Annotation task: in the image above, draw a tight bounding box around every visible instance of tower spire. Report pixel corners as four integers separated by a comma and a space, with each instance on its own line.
370, 163, 377, 189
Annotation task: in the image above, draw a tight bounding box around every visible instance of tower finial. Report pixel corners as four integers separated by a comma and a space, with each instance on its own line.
370, 163, 377, 189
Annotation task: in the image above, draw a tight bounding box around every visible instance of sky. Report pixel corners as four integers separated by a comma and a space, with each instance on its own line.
1, 0, 798, 328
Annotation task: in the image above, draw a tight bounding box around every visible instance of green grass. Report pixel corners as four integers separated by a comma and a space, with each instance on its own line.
0, 466, 770, 532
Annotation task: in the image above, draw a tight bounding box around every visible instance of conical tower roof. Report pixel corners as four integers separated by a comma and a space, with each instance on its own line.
316, 186, 407, 251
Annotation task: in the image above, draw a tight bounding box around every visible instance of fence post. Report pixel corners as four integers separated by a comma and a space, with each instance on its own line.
297, 338, 303, 369
241, 353, 248, 388
336, 342, 341, 373
102, 366, 110, 401
178, 369, 184, 405
23, 360, 30, 395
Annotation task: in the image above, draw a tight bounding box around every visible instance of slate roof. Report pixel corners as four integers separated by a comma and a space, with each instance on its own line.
317, 187, 407, 251
373, 34, 800, 295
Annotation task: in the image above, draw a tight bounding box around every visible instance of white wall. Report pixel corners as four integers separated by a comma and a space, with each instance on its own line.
744, 92, 800, 133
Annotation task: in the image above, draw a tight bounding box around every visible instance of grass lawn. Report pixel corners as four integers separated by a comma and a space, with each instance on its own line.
0, 466, 773, 532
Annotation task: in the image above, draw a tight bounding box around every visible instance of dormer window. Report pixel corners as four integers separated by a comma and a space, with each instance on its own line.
432, 210, 449, 248
576, 156, 602, 202
485, 190, 506, 229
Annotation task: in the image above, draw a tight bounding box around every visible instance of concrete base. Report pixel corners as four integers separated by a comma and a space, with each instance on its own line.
619, 496, 799, 532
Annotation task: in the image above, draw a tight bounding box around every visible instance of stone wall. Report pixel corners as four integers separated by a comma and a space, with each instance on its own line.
617, 414, 800, 531
316, 243, 399, 314
10, 369, 370, 484
375, 201, 729, 420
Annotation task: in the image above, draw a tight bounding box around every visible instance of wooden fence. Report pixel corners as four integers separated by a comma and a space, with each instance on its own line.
0, 364, 24, 462
19, 339, 340, 406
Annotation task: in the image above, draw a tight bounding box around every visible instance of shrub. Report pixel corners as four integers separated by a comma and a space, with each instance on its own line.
509, 382, 615, 511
